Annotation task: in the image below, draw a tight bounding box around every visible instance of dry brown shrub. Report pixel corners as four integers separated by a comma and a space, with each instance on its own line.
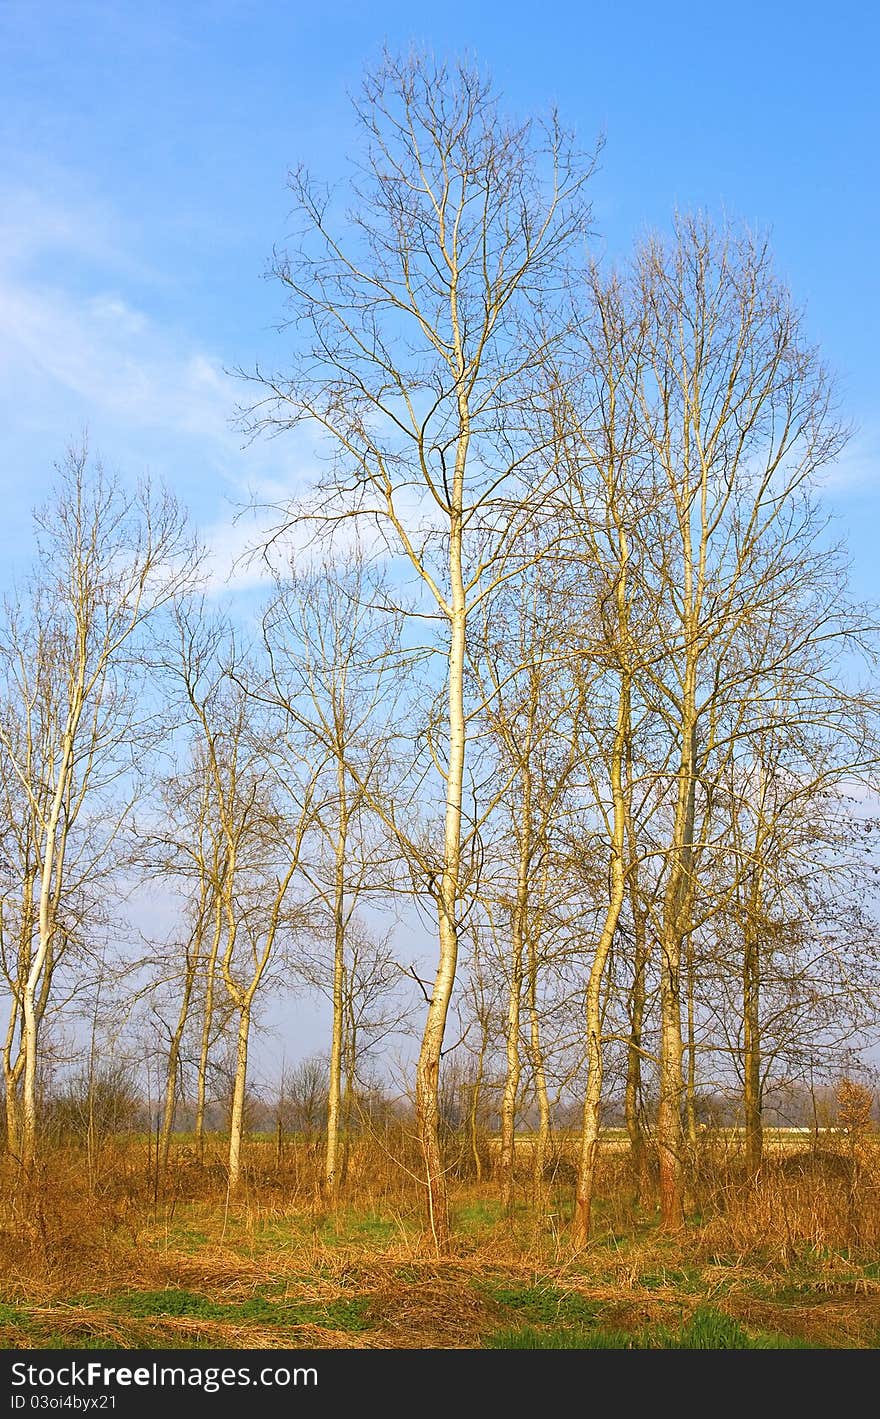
694, 1145, 880, 1261
0, 1148, 144, 1295
836, 1078, 875, 1137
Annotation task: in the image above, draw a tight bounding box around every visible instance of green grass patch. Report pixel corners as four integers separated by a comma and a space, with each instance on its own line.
243, 1210, 405, 1249
320, 1212, 400, 1245
161, 1226, 210, 1252
653, 1307, 807, 1348
34, 1332, 208, 1351
490, 1324, 633, 1348
294, 1297, 371, 1331
72, 1287, 373, 1333
455, 1200, 506, 1231
487, 1304, 810, 1349
745, 1251, 880, 1303
112, 1289, 257, 1320
487, 1283, 602, 1326
637, 1266, 702, 1293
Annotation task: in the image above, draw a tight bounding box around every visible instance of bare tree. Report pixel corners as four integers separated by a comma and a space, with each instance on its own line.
473, 564, 583, 1212
548, 263, 652, 1244
138, 732, 230, 1173
714, 697, 880, 1171
0, 446, 195, 1168
241, 52, 597, 1248
161, 604, 322, 1193
258, 550, 401, 1200
628, 217, 852, 1226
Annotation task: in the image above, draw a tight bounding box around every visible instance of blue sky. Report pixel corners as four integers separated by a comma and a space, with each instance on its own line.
1, 0, 878, 1078
1, 0, 878, 600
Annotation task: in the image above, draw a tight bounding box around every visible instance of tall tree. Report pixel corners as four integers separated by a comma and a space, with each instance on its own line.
164, 605, 320, 1194
258, 551, 401, 1201
549, 263, 652, 1244
242, 52, 596, 1248
0, 447, 194, 1167
631, 217, 849, 1225
140, 725, 230, 1174
474, 564, 583, 1212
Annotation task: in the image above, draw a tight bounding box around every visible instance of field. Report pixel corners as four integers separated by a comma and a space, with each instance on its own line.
2, 1130, 880, 1351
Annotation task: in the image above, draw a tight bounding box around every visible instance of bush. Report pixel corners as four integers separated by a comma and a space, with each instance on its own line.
45, 1063, 143, 1146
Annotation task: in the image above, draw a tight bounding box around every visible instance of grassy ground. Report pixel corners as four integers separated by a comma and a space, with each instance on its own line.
2, 1138, 879, 1350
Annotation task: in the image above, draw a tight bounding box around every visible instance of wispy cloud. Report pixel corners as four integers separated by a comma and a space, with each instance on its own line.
818, 429, 880, 496
0, 185, 320, 589
0, 189, 235, 443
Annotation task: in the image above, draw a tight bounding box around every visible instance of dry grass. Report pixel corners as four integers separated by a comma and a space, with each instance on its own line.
1, 1132, 879, 1348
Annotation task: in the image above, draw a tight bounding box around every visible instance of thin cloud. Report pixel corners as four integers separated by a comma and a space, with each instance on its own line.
818, 429, 880, 495
0, 184, 319, 588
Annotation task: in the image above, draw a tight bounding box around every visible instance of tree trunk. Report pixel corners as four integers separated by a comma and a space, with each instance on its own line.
3, 875, 34, 1156
498, 948, 523, 1210
4, 1069, 21, 1158
415, 903, 458, 1253
743, 910, 762, 1173
415, 517, 466, 1254
22, 737, 73, 1169
499, 771, 531, 1213
340, 1030, 355, 1188
3, 1003, 23, 1157
195, 898, 223, 1161
572, 530, 631, 1247
469, 1027, 487, 1184
159, 952, 199, 1173
20, 988, 40, 1169
324, 763, 349, 1202
572, 674, 629, 1246
227, 1005, 251, 1195
657, 684, 697, 1230
685, 933, 698, 1147
625, 886, 648, 1197
657, 936, 685, 1229
527, 923, 552, 1203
